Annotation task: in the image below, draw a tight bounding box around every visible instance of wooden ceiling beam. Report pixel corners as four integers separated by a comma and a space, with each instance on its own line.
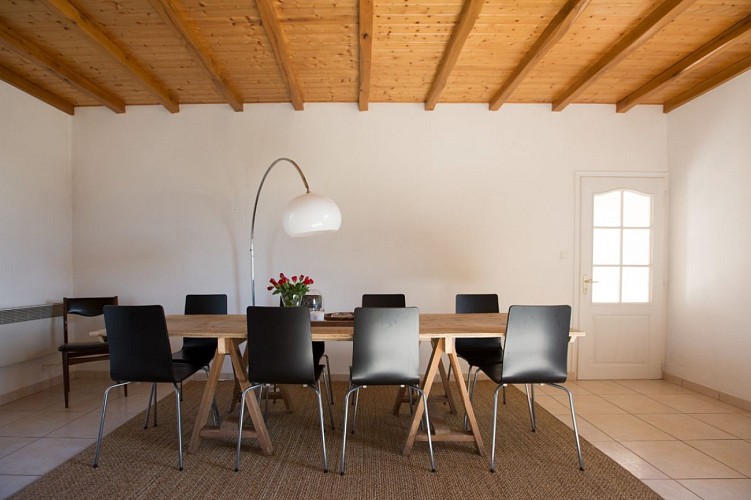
43, 0, 180, 113
425, 0, 484, 111
0, 63, 75, 115
0, 23, 125, 113
358, 0, 373, 111
552, 0, 695, 112
618, 14, 751, 113
255, 0, 304, 110
149, 0, 243, 112
490, 0, 590, 111
663, 54, 751, 113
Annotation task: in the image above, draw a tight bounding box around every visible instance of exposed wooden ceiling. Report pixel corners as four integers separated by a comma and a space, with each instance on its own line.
1, 0, 750, 115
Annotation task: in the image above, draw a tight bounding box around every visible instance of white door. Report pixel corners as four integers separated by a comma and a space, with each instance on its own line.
576, 174, 668, 379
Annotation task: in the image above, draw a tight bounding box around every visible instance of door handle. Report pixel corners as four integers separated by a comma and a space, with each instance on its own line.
582, 277, 598, 295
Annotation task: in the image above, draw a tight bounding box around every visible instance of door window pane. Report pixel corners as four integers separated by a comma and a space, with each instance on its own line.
623, 191, 651, 227
592, 267, 620, 303
622, 267, 650, 302
622, 229, 650, 265
593, 228, 621, 265
593, 191, 621, 227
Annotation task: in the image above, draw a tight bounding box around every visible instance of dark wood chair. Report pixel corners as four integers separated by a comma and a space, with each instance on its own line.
58, 296, 121, 408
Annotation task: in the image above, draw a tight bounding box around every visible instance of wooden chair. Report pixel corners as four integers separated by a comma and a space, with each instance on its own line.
58, 296, 121, 408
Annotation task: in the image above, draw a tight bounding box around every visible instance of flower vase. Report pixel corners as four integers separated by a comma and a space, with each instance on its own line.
281, 294, 302, 307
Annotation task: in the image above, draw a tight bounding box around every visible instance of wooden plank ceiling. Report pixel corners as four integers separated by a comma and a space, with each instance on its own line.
0, 0, 749, 115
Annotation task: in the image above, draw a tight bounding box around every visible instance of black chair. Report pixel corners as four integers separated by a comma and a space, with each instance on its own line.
145, 294, 226, 428
477, 305, 584, 472
339, 307, 435, 474
361, 294, 406, 308
454, 294, 505, 415
58, 296, 122, 408
236, 306, 332, 472
94, 305, 201, 471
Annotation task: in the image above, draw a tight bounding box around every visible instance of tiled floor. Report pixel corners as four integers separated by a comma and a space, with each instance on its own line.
1, 378, 750, 499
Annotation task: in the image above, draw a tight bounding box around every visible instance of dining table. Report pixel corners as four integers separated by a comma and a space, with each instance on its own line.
152, 312, 584, 456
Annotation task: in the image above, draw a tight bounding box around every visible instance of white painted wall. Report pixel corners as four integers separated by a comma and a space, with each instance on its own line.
0, 82, 73, 397
666, 71, 751, 402
71, 103, 667, 376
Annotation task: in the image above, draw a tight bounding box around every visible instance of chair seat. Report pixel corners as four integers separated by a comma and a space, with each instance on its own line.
312, 341, 325, 362
351, 372, 420, 387
59, 342, 109, 353
171, 347, 214, 368
172, 362, 202, 383
478, 362, 566, 385
456, 347, 503, 367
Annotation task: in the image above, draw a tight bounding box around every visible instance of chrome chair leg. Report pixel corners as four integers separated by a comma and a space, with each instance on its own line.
310, 384, 329, 472
489, 383, 504, 472
340, 385, 360, 475
93, 381, 129, 468
144, 382, 156, 429
235, 383, 263, 472
322, 353, 334, 406
525, 384, 536, 432
172, 383, 184, 471
412, 385, 436, 472
550, 383, 585, 471
351, 386, 361, 434
321, 369, 335, 430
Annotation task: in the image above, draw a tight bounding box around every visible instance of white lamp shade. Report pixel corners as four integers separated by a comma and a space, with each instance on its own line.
282, 192, 342, 237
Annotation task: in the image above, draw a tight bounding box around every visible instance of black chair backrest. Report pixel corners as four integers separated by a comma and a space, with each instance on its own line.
455, 294, 501, 350
361, 294, 406, 308
351, 307, 420, 386
63, 296, 118, 343
184, 294, 227, 349
501, 305, 572, 384
185, 294, 227, 314
103, 305, 176, 383
246, 306, 316, 385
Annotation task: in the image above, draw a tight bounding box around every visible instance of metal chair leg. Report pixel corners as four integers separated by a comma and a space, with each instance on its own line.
322, 353, 334, 406
235, 384, 262, 472
321, 367, 335, 430
412, 385, 436, 472
93, 381, 129, 468
351, 386, 361, 434
339, 385, 360, 475
550, 383, 585, 471
172, 383, 184, 471
144, 383, 155, 429
489, 383, 504, 472
525, 384, 536, 432
310, 384, 329, 472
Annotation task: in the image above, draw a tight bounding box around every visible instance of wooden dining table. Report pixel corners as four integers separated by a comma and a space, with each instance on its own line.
159, 312, 584, 456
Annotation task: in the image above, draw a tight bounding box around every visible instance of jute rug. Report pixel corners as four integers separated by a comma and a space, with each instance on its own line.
12, 381, 659, 499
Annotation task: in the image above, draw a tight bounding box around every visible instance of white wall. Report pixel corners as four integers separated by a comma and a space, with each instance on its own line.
71, 103, 667, 375
666, 71, 751, 402
0, 82, 73, 397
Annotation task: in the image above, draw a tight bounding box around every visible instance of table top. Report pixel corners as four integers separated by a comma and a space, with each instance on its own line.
160, 313, 584, 341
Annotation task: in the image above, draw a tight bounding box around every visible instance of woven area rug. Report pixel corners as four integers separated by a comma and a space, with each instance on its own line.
12, 381, 659, 499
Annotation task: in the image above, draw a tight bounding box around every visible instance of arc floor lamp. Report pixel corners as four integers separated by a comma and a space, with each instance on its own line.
250, 158, 342, 305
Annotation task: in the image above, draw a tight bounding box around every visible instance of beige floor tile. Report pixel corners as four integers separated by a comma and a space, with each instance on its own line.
0, 411, 87, 438
584, 414, 675, 441
0, 436, 35, 459
617, 380, 692, 395
0, 474, 41, 499
0, 392, 63, 412
0, 411, 29, 428
642, 479, 702, 499
574, 380, 638, 395
638, 414, 738, 440
602, 394, 681, 414
679, 479, 751, 500
550, 394, 628, 415
623, 440, 745, 479
537, 382, 592, 396
553, 413, 614, 442
531, 395, 570, 415
686, 440, 751, 477
659, 394, 742, 414
690, 413, 751, 439
593, 441, 668, 479
0, 437, 95, 475
45, 410, 135, 439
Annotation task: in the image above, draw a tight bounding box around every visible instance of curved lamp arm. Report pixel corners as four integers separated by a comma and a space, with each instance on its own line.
250, 158, 341, 305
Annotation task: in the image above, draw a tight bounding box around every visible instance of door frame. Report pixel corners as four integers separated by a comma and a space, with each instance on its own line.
573, 171, 669, 379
